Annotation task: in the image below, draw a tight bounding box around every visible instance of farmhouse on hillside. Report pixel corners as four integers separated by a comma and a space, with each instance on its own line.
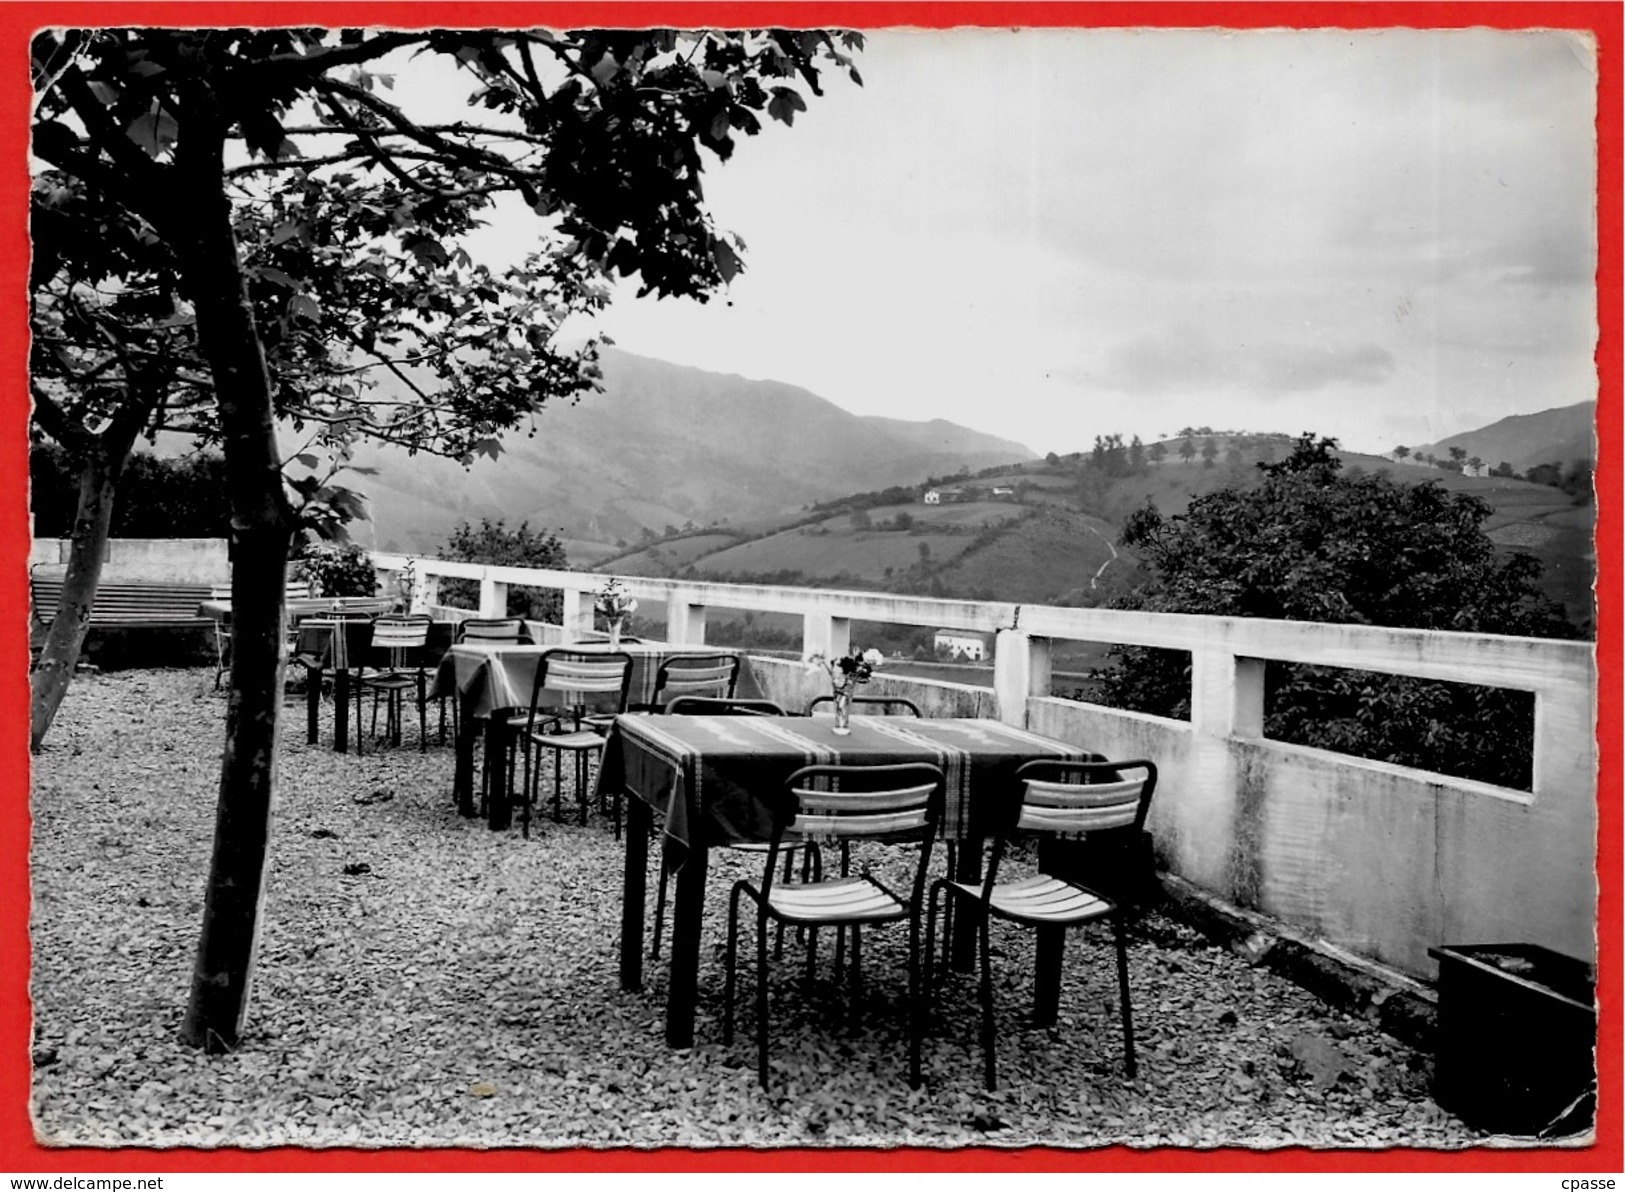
934, 629, 993, 661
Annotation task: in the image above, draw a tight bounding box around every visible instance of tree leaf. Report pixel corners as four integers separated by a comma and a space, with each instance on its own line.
288, 293, 321, 321
712, 239, 741, 283
125, 108, 178, 158
767, 88, 806, 126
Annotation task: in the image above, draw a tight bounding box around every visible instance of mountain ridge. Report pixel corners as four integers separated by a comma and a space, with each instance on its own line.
1414, 401, 1595, 473
350, 348, 1034, 553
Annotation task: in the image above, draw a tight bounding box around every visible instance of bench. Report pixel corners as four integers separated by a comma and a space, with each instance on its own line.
30, 573, 217, 632
30, 572, 218, 671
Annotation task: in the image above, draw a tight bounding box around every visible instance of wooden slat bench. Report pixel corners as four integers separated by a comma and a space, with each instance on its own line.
30, 571, 217, 671
30, 573, 217, 633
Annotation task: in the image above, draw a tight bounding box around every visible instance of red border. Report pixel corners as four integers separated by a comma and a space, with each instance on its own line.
2, 0, 1618, 1176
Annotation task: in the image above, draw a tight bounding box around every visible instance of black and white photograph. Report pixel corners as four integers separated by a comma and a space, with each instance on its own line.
17, 13, 1608, 1166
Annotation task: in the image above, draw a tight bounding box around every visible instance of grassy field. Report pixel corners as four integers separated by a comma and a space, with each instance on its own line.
694, 526, 980, 583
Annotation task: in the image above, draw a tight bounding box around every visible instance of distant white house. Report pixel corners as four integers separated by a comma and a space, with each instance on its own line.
991, 486, 1014, 497
922, 489, 941, 505
934, 629, 992, 661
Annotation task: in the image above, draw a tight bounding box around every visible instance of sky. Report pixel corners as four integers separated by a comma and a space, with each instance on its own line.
481, 26, 1598, 459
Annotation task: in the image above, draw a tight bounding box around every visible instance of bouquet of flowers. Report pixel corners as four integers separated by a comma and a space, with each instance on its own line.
806, 646, 885, 693
594, 578, 638, 622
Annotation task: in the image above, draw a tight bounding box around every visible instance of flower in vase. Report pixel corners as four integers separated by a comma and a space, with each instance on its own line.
804, 647, 885, 692
593, 578, 638, 623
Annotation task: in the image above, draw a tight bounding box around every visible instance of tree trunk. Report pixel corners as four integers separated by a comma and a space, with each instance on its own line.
29, 428, 140, 750
175, 116, 296, 1053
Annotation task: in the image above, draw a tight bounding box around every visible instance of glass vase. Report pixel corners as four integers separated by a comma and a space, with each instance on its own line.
832, 686, 853, 734
607, 618, 624, 649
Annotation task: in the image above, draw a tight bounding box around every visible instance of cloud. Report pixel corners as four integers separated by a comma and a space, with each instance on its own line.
1092, 329, 1396, 396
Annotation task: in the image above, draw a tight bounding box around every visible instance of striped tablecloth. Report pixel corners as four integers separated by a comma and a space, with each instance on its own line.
598, 713, 1094, 854
430, 641, 737, 720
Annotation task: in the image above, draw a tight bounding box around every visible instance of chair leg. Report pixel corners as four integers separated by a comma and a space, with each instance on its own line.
552, 750, 564, 822
416, 675, 427, 753
724, 884, 744, 1045
979, 908, 997, 1092
578, 752, 590, 826
908, 909, 923, 1089
651, 851, 670, 959
1114, 911, 1137, 1078
774, 850, 794, 960
924, 882, 944, 1001
755, 910, 771, 1090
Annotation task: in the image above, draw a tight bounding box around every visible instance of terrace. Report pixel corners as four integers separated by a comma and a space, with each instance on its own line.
25, 552, 1596, 1150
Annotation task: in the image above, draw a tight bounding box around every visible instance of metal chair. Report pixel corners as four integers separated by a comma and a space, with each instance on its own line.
805, 694, 923, 718
725, 762, 944, 1090
448, 618, 526, 742
455, 617, 527, 643
357, 615, 433, 752
513, 649, 633, 838
636, 653, 741, 713
926, 758, 1158, 1091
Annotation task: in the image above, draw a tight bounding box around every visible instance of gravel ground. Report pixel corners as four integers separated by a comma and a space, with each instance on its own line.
28, 668, 1509, 1151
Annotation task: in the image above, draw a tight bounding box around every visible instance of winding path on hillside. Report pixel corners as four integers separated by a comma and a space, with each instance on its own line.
1083, 523, 1119, 589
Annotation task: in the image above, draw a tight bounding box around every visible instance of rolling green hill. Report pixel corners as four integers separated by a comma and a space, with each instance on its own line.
599, 432, 1595, 634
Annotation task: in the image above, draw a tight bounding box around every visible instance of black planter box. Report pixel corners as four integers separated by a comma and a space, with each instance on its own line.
1428, 943, 1596, 1137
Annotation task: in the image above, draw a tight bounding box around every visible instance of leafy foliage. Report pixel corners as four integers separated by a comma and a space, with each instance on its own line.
1092, 434, 1576, 788
437, 518, 568, 622
30, 443, 231, 538
291, 541, 377, 597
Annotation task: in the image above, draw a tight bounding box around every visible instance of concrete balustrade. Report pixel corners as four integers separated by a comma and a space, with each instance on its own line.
369, 553, 1598, 983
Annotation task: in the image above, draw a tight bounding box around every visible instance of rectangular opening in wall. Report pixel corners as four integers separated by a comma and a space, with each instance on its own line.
1261, 661, 1535, 792
700, 609, 802, 657
1057, 644, 1193, 720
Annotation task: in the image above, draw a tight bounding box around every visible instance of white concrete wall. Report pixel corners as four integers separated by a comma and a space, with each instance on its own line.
29, 537, 229, 584
376, 554, 1598, 982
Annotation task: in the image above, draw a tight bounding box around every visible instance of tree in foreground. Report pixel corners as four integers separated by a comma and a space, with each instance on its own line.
1091, 434, 1576, 788
31, 26, 862, 1051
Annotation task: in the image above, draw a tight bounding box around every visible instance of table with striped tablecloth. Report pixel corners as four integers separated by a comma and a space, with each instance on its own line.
294, 618, 454, 752
598, 713, 1094, 1048
430, 641, 740, 823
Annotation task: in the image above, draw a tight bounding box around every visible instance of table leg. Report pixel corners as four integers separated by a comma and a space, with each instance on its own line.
306, 665, 321, 745
333, 668, 350, 753
487, 708, 512, 831
1033, 926, 1064, 1027
950, 836, 983, 971
454, 696, 478, 819
1032, 837, 1076, 1026
619, 793, 650, 994
665, 843, 709, 1049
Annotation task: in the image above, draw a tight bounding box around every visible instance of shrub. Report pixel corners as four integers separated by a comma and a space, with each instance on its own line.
436, 518, 568, 622
1090, 433, 1576, 789
291, 541, 378, 597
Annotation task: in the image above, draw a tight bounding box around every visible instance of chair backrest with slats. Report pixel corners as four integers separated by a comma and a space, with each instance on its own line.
1018, 776, 1147, 834
456, 617, 526, 643
653, 653, 740, 706
665, 696, 785, 716
805, 694, 923, 718
531, 649, 633, 721
370, 615, 430, 669
770, 763, 944, 902
1011, 759, 1156, 838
